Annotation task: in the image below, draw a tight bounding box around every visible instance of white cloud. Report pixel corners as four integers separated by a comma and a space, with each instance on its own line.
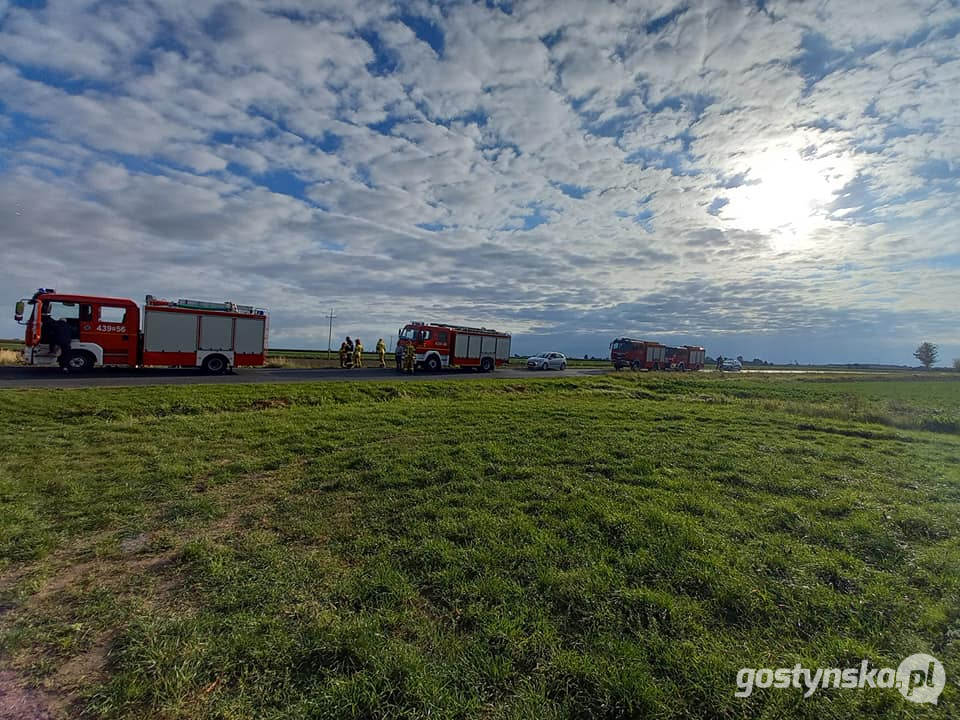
0, 0, 957, 362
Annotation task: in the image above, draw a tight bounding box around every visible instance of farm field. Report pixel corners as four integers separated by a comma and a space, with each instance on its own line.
1, 373, 958, 718
0, 340, 21, 365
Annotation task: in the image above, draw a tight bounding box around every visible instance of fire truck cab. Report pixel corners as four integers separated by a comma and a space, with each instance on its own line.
610, 338, 666, 370
395, 322, 511, 372
15, 289, 268, 373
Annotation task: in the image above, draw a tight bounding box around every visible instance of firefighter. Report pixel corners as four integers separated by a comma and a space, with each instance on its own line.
403, 342, 416, 374
338, 340, 349, 368
344, 336, 354, 368
376, 338, 387, 367
353, 338, 363, 368
40, 307, 56, 352
53, 319, 72, 369
716, 354, 724, 371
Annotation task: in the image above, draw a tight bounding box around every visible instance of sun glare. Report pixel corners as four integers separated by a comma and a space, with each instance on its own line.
720, 147, 855, 250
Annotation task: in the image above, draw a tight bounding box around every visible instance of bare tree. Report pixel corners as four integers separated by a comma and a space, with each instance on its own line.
913, 342, 938, 369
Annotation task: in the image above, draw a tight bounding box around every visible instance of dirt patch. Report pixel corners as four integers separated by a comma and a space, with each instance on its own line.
119, 533, 151, 554
0, 670, 60, 720
0, 551, 176, 720
0, 471, 296, 717
54, 634, 112, 691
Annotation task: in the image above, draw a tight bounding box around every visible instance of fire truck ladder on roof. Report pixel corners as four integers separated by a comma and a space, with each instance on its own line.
426, 323, 503, 334
176, 298, 238, 312
145, 296, 267, 316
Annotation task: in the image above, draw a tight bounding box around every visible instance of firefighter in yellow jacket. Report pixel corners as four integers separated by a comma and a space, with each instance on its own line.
344, 336, 354, 368
338, 340, 350, 368
353, 338, 363, 368
376, 338, 387, 367
403, 342, 416, 374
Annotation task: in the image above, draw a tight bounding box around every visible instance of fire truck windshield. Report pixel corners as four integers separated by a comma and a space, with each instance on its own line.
400, 327, 431, 341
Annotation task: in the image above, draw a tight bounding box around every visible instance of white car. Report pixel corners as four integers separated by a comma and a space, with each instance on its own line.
720, 358, 742, 371
527, 352, 567, 370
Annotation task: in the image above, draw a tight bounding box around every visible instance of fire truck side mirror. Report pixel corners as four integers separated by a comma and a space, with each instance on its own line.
14, 300, 25, 323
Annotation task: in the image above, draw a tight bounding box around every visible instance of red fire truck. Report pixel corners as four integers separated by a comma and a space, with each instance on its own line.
395, 322, 511, 372
14, 288, 269, 373
665, 345, 706, 371
610, 338, 705, 371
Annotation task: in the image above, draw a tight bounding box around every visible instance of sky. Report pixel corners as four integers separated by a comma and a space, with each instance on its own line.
1, 0, 958, 364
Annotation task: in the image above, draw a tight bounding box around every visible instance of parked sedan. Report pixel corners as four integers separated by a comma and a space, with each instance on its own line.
720, 358, 742, 371
527, 352, 567, 370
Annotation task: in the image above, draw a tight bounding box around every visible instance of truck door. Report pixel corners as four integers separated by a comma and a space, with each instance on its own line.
44, 300, 92, 343
91, 304, 137, 366
23, 301, 41, 347
434, 330, 449, 364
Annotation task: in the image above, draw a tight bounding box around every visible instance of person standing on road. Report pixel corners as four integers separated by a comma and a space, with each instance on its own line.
338, 340, 349, 368
716, 355, 724, 371
353, 338, 364, 368
344, 337, 354, 368
54, 319, 73, 369
403, 342, 416, 374
376, 338, 387, 367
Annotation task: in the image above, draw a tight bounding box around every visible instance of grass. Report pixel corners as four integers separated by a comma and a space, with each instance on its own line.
0, 373, 958, 718
265, 352, 388, 369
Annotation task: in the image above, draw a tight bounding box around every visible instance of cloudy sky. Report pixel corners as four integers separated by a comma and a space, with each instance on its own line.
1, 0, 957, 364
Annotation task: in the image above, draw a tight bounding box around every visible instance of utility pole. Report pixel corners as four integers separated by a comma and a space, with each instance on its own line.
326, 308, 336, 360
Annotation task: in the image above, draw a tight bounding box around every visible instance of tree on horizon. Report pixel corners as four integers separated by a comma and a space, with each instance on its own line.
914, 342, 938, 369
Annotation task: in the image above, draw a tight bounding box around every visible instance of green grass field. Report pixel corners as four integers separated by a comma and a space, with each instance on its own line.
1, 373, 958, 718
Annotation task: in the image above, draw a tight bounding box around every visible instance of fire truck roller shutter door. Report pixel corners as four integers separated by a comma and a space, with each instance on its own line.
467, 335, 482, 359
235, 317, 266, 354
454, 333, 469, 358
495, 336, 510, 360
144, 310, 199, 352
481, 335, 496, 356
199, 315, 234, 350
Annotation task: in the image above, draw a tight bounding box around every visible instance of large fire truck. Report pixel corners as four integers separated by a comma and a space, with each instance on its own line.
395, 322, 511, 372
14, 288, 268, 373
666, 345, 706, 371
610, 338, 705, 371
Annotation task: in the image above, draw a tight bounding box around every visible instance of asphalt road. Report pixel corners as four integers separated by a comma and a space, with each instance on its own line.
0, 365, 609, 389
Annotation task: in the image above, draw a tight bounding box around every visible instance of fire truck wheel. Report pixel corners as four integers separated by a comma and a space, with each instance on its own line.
201, 354, 229, 374
630, 360, 640, 371
64, 350, 94, 373
480, 357, 494, 373
425, 355, 442, 372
